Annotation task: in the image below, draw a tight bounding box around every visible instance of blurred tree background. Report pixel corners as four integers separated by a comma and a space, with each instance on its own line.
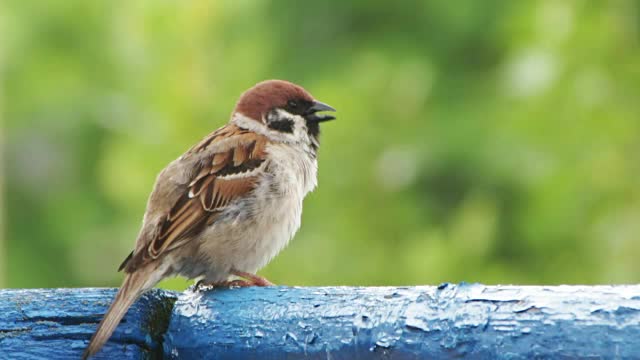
2, 0, 640, 290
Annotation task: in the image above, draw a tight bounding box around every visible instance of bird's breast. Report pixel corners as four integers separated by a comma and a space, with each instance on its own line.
237, 143, 318, 272
265, 142, 318, 196
192, 143, 318, 278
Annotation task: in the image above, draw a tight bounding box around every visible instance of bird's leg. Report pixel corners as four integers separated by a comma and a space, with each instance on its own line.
195, 279, 253, 290
225, 279, 254, 288
230, 269, 275, 286
195, 270, 274, 291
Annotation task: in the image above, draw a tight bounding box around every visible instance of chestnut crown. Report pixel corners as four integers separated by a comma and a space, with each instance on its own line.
234, 80, 335, 124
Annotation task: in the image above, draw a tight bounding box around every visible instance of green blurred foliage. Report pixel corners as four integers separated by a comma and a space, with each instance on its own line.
2, 0, 640, 289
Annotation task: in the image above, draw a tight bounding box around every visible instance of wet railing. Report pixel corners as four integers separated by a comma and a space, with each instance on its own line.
2, 284, 640, 359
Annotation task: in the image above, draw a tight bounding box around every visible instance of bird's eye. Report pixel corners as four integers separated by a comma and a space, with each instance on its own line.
287, 100, 298, 109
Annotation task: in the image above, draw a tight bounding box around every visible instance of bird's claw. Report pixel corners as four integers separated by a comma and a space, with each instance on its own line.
194, 271, 275, 291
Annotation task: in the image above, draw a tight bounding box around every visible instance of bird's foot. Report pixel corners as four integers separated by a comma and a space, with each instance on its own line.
194, 271, 274, 291
193, 279, 235, 291
231, 269, 275, 286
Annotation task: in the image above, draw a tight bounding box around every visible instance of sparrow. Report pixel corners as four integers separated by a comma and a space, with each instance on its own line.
83, 80, 336, 359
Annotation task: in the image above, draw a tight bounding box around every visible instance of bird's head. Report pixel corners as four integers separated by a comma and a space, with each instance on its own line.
232, 80, 336, 146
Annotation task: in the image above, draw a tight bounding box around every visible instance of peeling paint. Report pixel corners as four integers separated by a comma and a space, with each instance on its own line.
165, 284, 640, 359
2, 285, 640, 359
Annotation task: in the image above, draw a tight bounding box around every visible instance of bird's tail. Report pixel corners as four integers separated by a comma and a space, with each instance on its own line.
82, 267, 157, 359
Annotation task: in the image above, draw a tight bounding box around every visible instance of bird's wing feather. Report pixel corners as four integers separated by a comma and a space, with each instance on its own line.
120, 124, 269, 272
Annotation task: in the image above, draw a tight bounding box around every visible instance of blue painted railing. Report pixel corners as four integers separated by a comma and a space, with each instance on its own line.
2, 284, 640, 359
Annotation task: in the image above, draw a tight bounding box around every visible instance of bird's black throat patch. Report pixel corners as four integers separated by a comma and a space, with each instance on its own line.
268, 119, 294, 133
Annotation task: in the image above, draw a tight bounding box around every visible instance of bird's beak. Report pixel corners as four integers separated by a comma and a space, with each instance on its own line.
306, 100, 336, 123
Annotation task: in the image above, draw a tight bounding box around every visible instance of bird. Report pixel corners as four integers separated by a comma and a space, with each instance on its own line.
83, 80, 336, 359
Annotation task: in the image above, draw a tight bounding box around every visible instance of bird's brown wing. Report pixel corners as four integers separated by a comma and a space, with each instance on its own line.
120, 125, 269, 272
